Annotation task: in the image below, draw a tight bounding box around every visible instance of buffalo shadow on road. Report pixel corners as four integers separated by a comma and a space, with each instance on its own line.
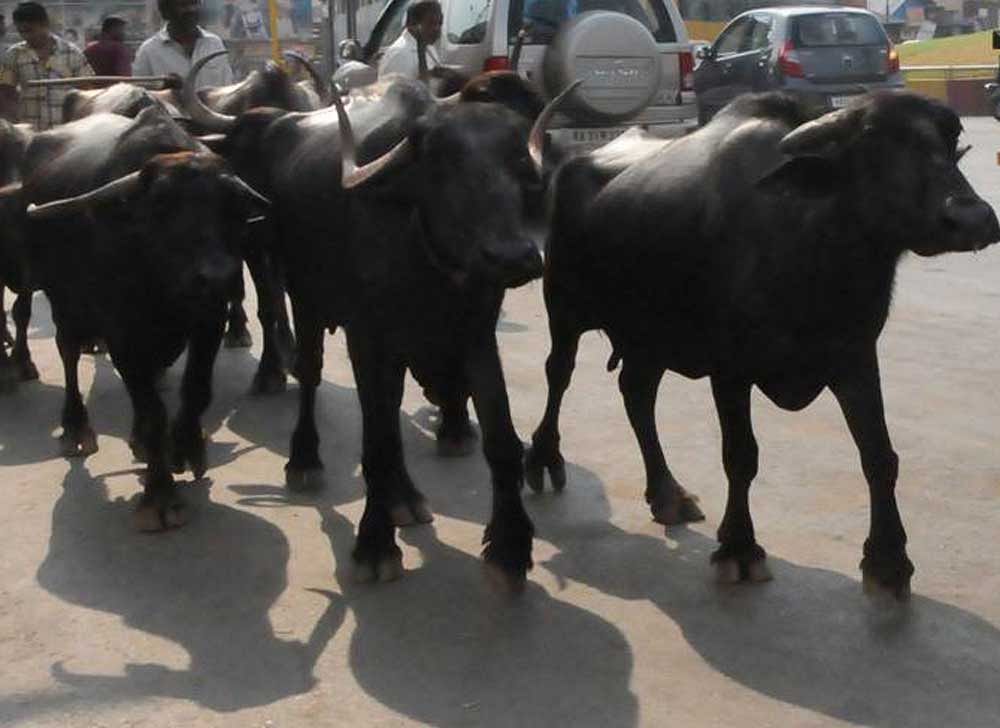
0, 458, 345, 724
526, 460, 1000, 728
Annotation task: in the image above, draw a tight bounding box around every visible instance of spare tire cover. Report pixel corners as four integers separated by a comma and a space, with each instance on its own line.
543, 11, 662, 123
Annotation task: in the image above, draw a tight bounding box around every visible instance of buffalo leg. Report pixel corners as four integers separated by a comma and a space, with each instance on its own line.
284, 303, 325, 491
348, 330, 407, 583
247, 243, 288, 395
710, 376, 771, 583
54, 326, 97, 457
121, 361, 184, 531
171, 317, 224, 478
1, 285, 12, 347
619, 357, 703, 525
830, 352, 913, 600
525, 310, 581, 493
223, 267, 252, 348
11, 290, 37, 381
467, 334, 533, 592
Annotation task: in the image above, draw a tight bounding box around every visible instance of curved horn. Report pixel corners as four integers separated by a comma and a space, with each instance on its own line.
0, 181, 22, 199
282, 50, 332, 106
330, 87, 411, 190
181, 50, 237, 133
778, 107, 861, 157
27, 171, 143, 220
529, 79, 583, 176
222, 174, 271, 206
437, 91, 462, 105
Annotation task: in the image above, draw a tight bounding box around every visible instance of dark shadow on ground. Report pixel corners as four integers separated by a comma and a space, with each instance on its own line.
231, 485, 639, 728
526, 461, 1000, 728
1, 459, 344, 723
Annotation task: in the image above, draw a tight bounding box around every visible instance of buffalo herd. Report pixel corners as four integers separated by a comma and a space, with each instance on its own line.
0, 53, 995, 601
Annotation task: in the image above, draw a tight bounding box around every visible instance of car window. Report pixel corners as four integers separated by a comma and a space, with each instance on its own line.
378, 2, 407, 49
792, 13, 886, 47
449, 0, 492, 44
714, 17, 752, 55
507, 0, 677, 44
748, 15, 773, 50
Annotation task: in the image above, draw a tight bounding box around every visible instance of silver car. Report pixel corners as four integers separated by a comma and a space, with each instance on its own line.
693, 6, 904, 125
335, 0, 698, 156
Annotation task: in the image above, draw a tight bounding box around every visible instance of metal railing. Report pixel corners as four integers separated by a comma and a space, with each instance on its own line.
901, 64, 996, 81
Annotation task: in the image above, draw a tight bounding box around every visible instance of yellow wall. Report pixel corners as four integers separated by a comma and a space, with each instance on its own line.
684, 20, 727, 42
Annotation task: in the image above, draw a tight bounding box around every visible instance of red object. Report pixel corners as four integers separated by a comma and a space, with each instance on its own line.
483, 56, 512, 72
777, 39, 804, 78
84, 39, 132, 77
887, 46, 900, 74
679, 51, 694, 91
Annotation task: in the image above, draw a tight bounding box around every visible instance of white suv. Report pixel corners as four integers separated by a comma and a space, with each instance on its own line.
334, 0, 698, 155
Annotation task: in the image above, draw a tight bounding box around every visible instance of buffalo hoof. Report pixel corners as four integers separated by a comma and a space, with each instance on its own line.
436, 430, 478, 458
250, 367, 287, 396
389, 498, 434, 527
481, 510, 533, 594
80, 338, 107, 355
711, 543, 771, 584
172, 427, 207, 479
483, 561, 527, 595
224, 325, 253, 349
59, 426, 98, 458
133, 491, 187, 532
129, 437, 149, 464
285, 465, 325, 492
651, 490, 705, 525
861, 549, 914, 601
353, 551, 405, 584
524, 445, 567, 493
15, 358, 38, 382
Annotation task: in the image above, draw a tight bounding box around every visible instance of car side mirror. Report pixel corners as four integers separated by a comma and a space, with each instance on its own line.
696, 46, 714, 61
339, 39, 363, 61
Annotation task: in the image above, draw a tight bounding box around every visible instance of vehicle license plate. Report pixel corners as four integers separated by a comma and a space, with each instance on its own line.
830, 95, 856, 109
549, 127, 629, 152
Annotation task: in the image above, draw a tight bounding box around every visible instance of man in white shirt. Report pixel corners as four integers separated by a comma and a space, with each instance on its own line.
133, 0, 234, 89
378, 0, 442, 80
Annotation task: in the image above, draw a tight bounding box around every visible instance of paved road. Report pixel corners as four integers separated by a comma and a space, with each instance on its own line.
2, 118, 999, 728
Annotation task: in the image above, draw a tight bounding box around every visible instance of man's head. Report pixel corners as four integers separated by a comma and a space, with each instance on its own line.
101, 15, 126, 42
405, 0, 442, 46
158, 0, 201, 34
12, 2, 50, 49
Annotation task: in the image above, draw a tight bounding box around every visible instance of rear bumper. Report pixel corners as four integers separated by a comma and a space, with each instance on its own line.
546, 102, 698, 154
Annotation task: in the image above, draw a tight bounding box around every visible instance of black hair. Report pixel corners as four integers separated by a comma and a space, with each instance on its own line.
12, 2, 48, 25
101, 15, 126, 33
406, 0, 442, 26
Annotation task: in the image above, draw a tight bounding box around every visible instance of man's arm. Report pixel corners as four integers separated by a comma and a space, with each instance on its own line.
0, 49, 18, 122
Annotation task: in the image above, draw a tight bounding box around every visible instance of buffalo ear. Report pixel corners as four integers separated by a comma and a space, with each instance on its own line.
756, 156, 838, 198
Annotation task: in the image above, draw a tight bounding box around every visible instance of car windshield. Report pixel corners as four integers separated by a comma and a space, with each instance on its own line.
792, 13, 886, 47
508, 0, 676, 43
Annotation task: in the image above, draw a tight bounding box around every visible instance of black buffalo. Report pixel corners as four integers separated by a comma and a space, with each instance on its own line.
0, 119, 34, 389
214, 78, 545, 588
10, 106, 267, 529
526, 91, 999, 599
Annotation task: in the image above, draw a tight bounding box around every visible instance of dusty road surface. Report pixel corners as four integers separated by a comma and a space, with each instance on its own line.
2, 118, 999, 728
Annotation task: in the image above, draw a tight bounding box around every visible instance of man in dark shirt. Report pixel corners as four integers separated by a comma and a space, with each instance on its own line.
84, 15, 131, 76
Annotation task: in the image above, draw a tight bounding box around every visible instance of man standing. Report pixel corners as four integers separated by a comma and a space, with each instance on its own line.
84, 16, 132, 76
133, 0, 233, 89
0, 2, 94, 130
378, 0, 442, 80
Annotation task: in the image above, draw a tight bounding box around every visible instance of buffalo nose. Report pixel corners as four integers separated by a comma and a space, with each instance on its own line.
944, 195, 1000, 245
483, 241, 544, 288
